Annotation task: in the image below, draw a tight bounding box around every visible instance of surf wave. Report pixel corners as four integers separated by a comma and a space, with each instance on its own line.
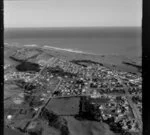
4, 43, 9, 45
5, 43, 86, 54
4, 42, 20, 47
5, 43, 121, 57
24, 44, 38, 47
43, 45, 86, 54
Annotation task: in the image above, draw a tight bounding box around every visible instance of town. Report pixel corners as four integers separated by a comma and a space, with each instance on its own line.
4, 48, 142, 135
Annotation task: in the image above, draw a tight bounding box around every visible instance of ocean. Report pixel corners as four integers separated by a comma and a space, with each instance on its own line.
4, 27, 141, 58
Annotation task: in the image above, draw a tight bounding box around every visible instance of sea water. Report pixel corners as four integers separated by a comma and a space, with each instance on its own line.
4, 27, 141, 58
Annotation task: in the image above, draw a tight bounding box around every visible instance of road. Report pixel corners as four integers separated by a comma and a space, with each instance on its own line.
21, 58, 60, 131
31, 78, 62, 121
125, 88, 142, 131
30, 57, 58, 81
114, 75, 142, 131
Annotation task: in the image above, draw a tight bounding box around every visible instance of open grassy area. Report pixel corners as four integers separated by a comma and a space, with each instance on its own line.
64, 116, 115, 135
46, 97, 80, 115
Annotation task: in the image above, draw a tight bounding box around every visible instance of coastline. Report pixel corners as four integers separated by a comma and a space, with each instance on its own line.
4, 43, 141, 75
4, 43, 141, 59
5, 43, 101, 56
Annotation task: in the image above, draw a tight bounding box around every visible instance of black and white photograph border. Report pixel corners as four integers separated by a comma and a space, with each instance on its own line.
2, 0, 147, 135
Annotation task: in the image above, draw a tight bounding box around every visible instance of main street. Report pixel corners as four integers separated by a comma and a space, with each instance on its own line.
114, 75, 142, 132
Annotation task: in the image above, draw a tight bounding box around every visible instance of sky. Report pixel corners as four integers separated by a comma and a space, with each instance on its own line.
4, 0, 142, 28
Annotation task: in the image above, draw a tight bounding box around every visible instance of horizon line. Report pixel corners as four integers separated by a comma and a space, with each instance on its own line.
4, 26, 141, 29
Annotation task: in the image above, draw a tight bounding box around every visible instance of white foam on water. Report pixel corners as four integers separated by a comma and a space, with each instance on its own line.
4, 43, 9, 45
43, 45, 84, 53
42, 45, 102, 56
5, 43, 127, 57
22, 44, 123, 57
24, 44, 38, 47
